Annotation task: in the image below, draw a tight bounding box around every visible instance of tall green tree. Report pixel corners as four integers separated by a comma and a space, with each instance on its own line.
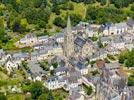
0, 94, 7, 100
30, 81, 43, 99
47, 91, 54, 100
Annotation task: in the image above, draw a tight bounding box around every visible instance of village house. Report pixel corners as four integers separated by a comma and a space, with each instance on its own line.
100, 36, 111, 45
55, 32, 64, 43
106, 44, 120, 55
111, 36, 125, 50
127, 19, 134, 32
38, 35, 49, 43
0, 49, 6, 64
101, 22, 128, 36
18, 33, 38, 47
70, 59, 88, 75
27, 61, 47, 81
54, 66, 69, 76
73, 22, 98, 38
4, 58, 19, 74
45, 76, 66, 90
123, 33, 134, 43
89, 49, 107, 61
12, 52, 30, 63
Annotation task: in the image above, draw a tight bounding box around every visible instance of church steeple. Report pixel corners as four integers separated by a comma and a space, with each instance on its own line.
63, 16, 74, 58
66, 16, 71, 34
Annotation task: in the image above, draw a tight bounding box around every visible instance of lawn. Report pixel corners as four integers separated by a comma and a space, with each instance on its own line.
0, 71, 9, 80
52, 88, 68, 100
7, 94, 25, 100
82, 84, 93, 96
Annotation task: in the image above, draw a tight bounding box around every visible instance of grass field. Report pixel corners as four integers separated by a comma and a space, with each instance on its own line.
7, 94, 25, 100
0, 71, 9, 80
52, 88, 68, 100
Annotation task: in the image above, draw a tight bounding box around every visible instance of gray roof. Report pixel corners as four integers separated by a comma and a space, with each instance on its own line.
55, 32, 64, 38
114, 22, 128, 29
112, 36, 124, 43
105, 62, 119, 70
13, 52, 29, 59
38, 35, 48, 40
74, 36, 86, 47
100, 36, 111, 42
47, 76, 58, 83
76, 61, 86, 70
101, 22, 128, 30
28, 61, 46, 77
90, 49, 107, 59
127, 19, 134, 27
54, 66, 69, 73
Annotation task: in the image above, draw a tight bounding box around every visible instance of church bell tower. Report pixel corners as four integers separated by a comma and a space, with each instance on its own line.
63, 16, 74, 58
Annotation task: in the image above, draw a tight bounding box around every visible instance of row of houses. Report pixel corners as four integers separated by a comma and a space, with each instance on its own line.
100, 19, 134, 36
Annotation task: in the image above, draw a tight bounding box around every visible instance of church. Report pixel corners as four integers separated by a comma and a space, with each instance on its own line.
63, 16, 95, 58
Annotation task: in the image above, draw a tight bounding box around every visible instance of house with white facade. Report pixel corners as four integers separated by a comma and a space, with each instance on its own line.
71, 61, 88, 75
45, 76, 66, 90
101, 22, 128, 36
4, 58, 19, 74
18, 33, 38, 47
55, 32, 64, 43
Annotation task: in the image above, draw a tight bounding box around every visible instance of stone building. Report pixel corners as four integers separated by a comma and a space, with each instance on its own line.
63, 16, 74, 58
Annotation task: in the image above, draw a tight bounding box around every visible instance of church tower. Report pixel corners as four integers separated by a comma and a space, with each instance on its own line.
63, 16, 74, 58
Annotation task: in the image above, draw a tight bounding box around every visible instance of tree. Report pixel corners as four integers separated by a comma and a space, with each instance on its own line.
125, 50, 134, 68
97, 0, 107, 5
119, 55, 126, 64
131, 3, 134, 11
0, 93, 7, 100
30, 81, 43, 99
52, 5, 61, 15
87, 86, 92, 95
128, 73, 134, 86
38, 94, 47, 100
47, 91, 54, 100
0, 17, 5, 40
52, 62, 58, 68
53, 17, 66, 28
20, 18, 28, 28
70, 14, 82, 26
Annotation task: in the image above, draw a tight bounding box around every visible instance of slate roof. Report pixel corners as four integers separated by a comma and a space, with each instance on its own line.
54, 66, 69, 73
127, 19, 134, 27
47, 76, 58, 83
90, 49, 107, 59
76, 61, 86, 69
38, 35, 48, 40
100, 36, 111, 42
101, 22, 127, 30
13, 52, 29, 59
105, 62, 120, 70
28, 61, 46, 77
74, 36, 86, 47
112, 36, 124, 43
